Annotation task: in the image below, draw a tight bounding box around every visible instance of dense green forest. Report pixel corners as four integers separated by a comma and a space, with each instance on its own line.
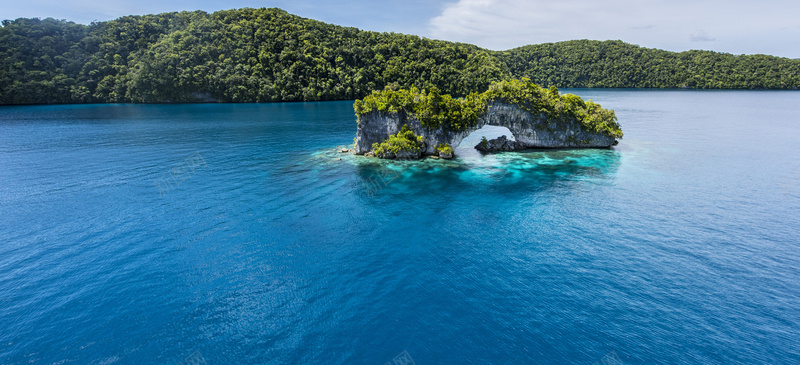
0, 8, 508, 104
1, 7, 799, 105
498, 40, 800, 89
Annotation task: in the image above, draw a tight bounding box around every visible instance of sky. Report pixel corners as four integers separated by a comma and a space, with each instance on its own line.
3, 0, 800, 58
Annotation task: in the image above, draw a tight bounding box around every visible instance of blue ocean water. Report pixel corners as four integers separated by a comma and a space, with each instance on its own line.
1, 90, 800, 364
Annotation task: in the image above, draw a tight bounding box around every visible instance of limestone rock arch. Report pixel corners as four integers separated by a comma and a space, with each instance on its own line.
354, 102, 618, 155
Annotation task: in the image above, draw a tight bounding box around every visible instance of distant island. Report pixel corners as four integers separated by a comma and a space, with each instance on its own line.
353, 79, 622, 159
1, 7, 799, 105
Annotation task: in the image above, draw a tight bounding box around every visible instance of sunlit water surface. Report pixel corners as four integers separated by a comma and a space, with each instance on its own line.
1, 90, 800, 364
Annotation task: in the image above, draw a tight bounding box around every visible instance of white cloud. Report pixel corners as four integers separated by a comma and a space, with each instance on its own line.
430, 0, 610, 49
690, 29, 716, 42
428, 0, 800, 57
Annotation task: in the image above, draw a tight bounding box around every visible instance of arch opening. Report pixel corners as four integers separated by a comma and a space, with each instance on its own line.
454, 125, 516, 159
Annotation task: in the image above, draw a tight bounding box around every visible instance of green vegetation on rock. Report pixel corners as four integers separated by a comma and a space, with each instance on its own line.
478, 137, 489, 149
355, 79, 623, 139
371, 125, 425, 159
354, 86, 487, 131
436, 143, 454, 156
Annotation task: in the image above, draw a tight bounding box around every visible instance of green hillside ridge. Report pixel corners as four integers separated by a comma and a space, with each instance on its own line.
1, 7, 799, 105
498, 40, 800, 89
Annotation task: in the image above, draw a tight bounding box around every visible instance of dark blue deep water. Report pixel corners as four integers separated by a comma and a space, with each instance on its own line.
2, 90, 800, 364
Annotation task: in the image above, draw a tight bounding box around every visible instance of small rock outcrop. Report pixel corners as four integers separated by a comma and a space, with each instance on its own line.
475, 135, 523, 152
436, 143, 455, 159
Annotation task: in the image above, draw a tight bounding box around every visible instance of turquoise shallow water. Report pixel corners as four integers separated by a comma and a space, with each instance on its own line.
1, 90, 800, 364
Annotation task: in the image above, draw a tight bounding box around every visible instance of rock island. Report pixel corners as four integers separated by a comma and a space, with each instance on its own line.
353, 79, 622, 159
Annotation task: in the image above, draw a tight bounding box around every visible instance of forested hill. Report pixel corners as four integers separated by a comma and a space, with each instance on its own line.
1, 8, 799, 105
0, 8, 509, 104
498, 40, 800, 89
